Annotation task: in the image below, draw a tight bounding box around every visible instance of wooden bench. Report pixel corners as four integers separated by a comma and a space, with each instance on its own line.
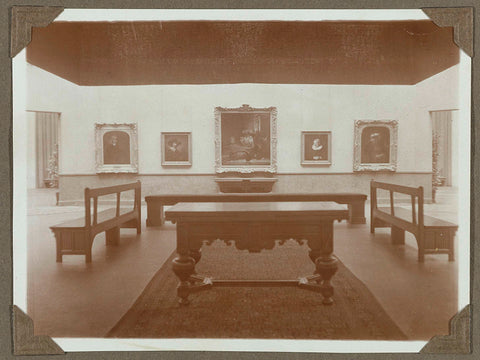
370, 181, 457, 262
146, 192, 367, 226
50, 181, 141, 263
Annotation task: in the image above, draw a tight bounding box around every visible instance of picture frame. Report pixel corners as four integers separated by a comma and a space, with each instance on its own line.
95, 123, 138, 173
215, 104, 277, 174
161, 132, 192, 166
353, 120, 398, 172
301, 131, 332, 166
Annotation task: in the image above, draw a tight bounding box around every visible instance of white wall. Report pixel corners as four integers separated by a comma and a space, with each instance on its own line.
26, 64, 458, 177
26, 65, 80, 178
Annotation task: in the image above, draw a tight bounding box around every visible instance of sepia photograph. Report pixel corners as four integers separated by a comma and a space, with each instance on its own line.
10, 7, 473, 356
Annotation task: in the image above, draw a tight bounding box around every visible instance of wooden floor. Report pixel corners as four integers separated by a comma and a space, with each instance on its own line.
25, 187, 460, 340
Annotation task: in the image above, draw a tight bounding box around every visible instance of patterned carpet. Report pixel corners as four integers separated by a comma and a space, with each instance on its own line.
107, 239, 407, 340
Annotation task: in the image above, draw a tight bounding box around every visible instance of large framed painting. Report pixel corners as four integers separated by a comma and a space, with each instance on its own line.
301, 131, 332, 166
161, 132, 192, 166
95, 123, 138, 173
353, 120, 398, 172
215, 104, 277, 173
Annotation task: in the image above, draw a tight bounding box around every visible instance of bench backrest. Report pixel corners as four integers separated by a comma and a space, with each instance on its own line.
370, 180, 424, 232
84, 181, 141, 228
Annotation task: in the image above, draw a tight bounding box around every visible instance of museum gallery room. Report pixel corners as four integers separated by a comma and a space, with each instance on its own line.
19, 16, 469, 344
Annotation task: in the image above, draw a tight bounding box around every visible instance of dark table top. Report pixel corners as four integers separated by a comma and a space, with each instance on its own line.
165, 201, 348, 221
146, 193, 367, 201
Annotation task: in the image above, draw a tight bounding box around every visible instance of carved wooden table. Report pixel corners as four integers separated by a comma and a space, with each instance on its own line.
165, 201, 348, 306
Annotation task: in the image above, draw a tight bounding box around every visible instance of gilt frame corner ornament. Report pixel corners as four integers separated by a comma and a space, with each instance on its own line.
95, 123, 138, 174
215, 104, 277, 174
353, 120, 398, 172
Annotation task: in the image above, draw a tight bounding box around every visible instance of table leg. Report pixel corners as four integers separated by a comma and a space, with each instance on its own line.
172, 253, 195, 305
307, 223, 337, 305
190, 247, 202, 264
315, 256, 338, 305
172, 225, 195, 305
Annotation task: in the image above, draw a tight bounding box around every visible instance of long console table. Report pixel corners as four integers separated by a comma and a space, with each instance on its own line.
165, 201, 348, 306
147, 192, 365, 226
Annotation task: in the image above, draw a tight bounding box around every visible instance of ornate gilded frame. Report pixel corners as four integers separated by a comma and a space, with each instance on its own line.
95, 123, 138, 173
353, 120, 398, 172
215, 104, 277, 174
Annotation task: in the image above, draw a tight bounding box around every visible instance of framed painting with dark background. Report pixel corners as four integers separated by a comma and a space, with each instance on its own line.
161, 132, 192, 166
353, 120, 398, 172
215, 104, 277, 174
301, 131, 332, 165
95, 123, 138, 173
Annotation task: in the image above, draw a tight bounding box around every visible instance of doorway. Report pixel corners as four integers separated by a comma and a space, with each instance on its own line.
431, 110, 456, 187
34, 111, 60, 188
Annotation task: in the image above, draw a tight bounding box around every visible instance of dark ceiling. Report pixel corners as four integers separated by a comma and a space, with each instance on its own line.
27, 20, 459, 86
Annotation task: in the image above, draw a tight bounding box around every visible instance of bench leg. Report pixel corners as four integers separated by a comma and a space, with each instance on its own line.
417, 235, 425, 262
160, 206, 165, 225
146, 202, 164, 227
54, 233, 63, 262
136, 219, 141, 234
348, 201, 366, 224
449, 231, 455, 261
391, 226, 405, 245
56, 246, 62, 263
86, 249, 92, 263
106, 227, 120, 246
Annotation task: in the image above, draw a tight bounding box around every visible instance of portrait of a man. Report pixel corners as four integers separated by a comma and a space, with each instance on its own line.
301, 131, 331, 165
353, 120, 397, 172
361, 126, 390, 164
161, 132, 192, 166
103, 131, 131, 164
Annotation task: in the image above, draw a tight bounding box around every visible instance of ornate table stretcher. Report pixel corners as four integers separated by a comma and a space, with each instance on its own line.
165, 201, 348, 305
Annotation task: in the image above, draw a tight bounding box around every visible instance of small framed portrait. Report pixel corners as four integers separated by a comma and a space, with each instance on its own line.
161, 132, 192, 166
95, 123, 138, 173
301, 131, 332, 166
353, 120, 398, 171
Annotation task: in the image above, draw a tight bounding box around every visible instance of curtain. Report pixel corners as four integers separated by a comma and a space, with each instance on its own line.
431, 110, 452, 186
35, 112, 60, 188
